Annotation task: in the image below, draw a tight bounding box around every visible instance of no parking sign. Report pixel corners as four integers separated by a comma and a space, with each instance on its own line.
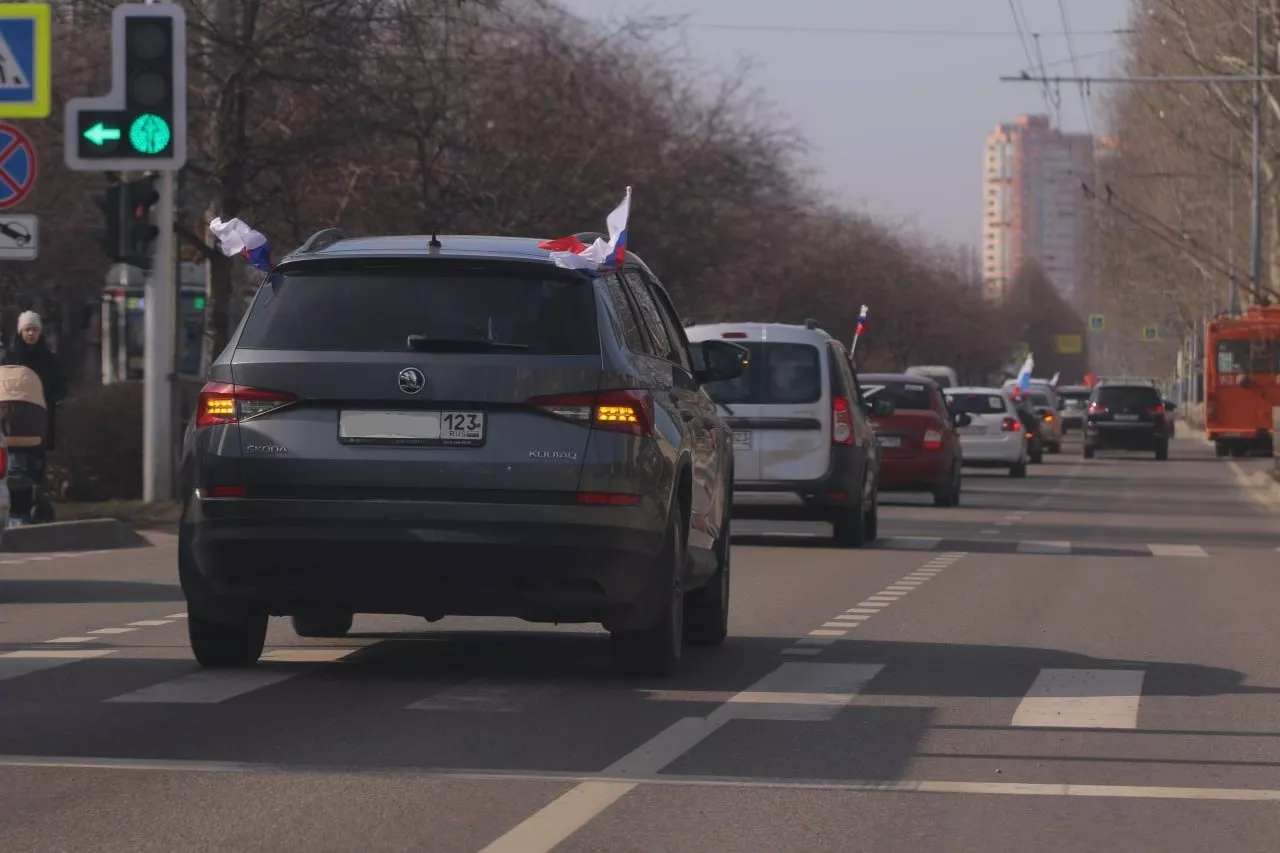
0, 122, 35, 211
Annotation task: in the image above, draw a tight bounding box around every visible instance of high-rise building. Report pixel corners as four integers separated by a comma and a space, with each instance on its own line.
982, 114, 1096, 307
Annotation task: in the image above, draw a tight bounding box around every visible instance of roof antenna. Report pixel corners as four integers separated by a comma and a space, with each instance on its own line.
428, 229, 442, 254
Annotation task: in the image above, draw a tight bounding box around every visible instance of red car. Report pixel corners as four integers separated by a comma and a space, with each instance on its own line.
857, 373, 968, 506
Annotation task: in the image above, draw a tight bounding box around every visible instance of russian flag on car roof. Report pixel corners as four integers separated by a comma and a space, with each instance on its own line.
209, 217, 273, 272
539, 187, 631, 273
855, 304, 869, 337
1013, 352, 1034, 399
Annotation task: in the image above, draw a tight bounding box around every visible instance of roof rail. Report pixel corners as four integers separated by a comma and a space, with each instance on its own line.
682, 317, 696, 328
295, 228, 347, 255
804, 317, 821, 330
574, 231, 607, 244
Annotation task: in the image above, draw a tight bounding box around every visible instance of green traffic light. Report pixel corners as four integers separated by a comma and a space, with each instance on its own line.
129, 113, 171, 155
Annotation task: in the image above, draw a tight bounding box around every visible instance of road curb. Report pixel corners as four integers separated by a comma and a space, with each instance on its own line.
0, 518, 153, 553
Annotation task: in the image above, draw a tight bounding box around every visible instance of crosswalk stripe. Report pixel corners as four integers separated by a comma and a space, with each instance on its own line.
1011, 668, 1145, 729
0, 649, 115, 682
1017, 540, 1072, 555
105, 648, 360, 704
1147, 544, 1208, 557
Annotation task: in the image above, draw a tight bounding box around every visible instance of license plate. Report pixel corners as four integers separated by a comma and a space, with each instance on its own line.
732, 431, 752, 450
1115, 413, 1139, 421
959, 425, 985, 436
877, 436, 901, 448
338, 410, 486, 446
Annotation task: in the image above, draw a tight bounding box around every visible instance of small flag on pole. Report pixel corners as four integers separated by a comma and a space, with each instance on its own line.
209, 217, 273, 272
1013, 352, 1034, 399
539, 187, 631, 273
855, 305, 869, 337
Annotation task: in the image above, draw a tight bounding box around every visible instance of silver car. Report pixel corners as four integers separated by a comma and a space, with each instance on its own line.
178, 231, 747, 677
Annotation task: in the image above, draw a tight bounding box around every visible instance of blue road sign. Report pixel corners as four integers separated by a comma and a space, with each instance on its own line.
0, 5, 51, 120
0, 123, 36, 210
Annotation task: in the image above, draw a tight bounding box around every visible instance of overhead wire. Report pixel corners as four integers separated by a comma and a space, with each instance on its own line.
683, 23, 1130, 37
1007, 0, 1056, 119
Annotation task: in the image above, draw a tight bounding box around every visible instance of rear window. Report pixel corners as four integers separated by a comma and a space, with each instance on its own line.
862, 380, 933, 410
945, 393, 1007, 415
1029, 392, 1052, 408
1060, 389, 1090, 401
1096, 385, 1161, 407
693, 341, 822, 405
237, 267, 599, 354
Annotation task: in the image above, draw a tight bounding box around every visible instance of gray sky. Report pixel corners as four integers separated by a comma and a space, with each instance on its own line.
556, 0, 1129, 248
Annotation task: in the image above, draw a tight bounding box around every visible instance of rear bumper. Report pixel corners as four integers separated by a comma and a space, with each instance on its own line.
959, 433, 1023, 465
182, 494, 668, 629
878, 454, 948, 491
1085, 422, 1166, 449
730, 444, 866, 520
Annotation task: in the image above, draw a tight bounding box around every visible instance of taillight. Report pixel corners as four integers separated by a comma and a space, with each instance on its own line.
1025, 430, 1034, 439
923, 429, 943, 451
1043, 412, 1055, 422
1087, 403, 1108, 415
0, 447, 8, 478
1000, 417, 1019, 432
530, 390, 654, 437
832, 395, 855, 444
195, 382, 297, 428
1147, 404, 1165, 415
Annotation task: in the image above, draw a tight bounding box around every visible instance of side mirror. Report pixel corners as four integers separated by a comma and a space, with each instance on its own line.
695, 339, 749, 384
871, 397, 895, 417
1164, 400, 1178, 411
953, 412, 972, 428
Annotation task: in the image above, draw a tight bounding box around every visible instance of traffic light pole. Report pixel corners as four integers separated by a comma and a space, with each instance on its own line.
142, 169, 176, 502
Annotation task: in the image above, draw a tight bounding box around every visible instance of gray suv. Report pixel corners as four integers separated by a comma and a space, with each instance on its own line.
178, 231, 748, 677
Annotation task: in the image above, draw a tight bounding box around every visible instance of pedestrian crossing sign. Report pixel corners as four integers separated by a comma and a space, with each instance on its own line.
1088, 314, 1105, 332
0, 4, 50, 119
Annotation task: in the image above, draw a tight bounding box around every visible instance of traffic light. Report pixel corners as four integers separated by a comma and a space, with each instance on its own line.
123, 175, 160, 270
90, 183, 125, 262
64, 4, 187, 171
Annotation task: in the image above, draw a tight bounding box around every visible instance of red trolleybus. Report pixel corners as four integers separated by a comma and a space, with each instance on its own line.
1204, 305, 1280, 456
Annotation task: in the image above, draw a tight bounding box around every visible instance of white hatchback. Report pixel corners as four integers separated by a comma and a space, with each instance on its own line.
944, 387, 1028, 478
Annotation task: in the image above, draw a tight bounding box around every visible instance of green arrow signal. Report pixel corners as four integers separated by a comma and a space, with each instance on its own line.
83, 122, 122, 147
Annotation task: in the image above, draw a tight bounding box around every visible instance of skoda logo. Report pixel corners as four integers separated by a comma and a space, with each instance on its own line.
398, 367, 425, 395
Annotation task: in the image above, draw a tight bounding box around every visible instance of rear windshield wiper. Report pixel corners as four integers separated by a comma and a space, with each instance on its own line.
406, 334, 529, 352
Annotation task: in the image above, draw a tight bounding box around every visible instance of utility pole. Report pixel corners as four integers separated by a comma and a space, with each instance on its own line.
1230, 129, 1239, 315
1251, 0, 1264, 304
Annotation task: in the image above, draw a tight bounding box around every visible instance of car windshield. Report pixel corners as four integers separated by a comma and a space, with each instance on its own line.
862, 380, 932, 410
237, 266, 600, 354
945, 392, 1006, 415
692, 342, 822, 405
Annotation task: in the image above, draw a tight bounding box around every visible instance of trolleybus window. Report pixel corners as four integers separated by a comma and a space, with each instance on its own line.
1217, 341, 1248, 373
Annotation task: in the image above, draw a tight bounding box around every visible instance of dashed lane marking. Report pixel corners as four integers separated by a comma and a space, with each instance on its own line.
781, 553, 966, 651
1016, 540, 1071, 555
0, 649, 115, 682
104, 648, 359, 704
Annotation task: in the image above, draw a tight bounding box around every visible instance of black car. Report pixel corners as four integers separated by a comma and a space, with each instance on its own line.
179, 231, 748, 677
1083, 382, 1175, 460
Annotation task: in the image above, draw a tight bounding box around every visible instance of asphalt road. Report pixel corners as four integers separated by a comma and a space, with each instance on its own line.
2, 427, 1279, 852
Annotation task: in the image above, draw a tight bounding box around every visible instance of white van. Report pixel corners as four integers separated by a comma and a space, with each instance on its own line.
905, 365, 959, 389
685, 320, 892, 546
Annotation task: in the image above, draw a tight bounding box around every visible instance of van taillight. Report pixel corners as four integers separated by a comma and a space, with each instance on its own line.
832, 396, 855, 444
529, 390, 654, 437
1087, 403, 1108, 415
1147, 404, 1165, 415
0, 447, 8, 478
923, 429, 943, 451
195, 382, 297, 428
1000, 417, 1019, 432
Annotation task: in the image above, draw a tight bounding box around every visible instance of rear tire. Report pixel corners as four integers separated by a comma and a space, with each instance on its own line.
684, 516, 730, 647
1010, 459, 1027, 478
1214, 440, 1229, 458
832, 496, 868, 547
933, 466, 960, 507
188, 610, 267, 668
1155, 442, 1169, 461
612, 511, 685, 677
1030, 445, 1043, 464
1083, 445, 1095, 459
1048, 442, 1062, 454
291, 611, 354, 638
864, 493, 879, 542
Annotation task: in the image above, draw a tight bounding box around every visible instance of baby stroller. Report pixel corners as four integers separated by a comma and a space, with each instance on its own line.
0, 365, 54, 525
